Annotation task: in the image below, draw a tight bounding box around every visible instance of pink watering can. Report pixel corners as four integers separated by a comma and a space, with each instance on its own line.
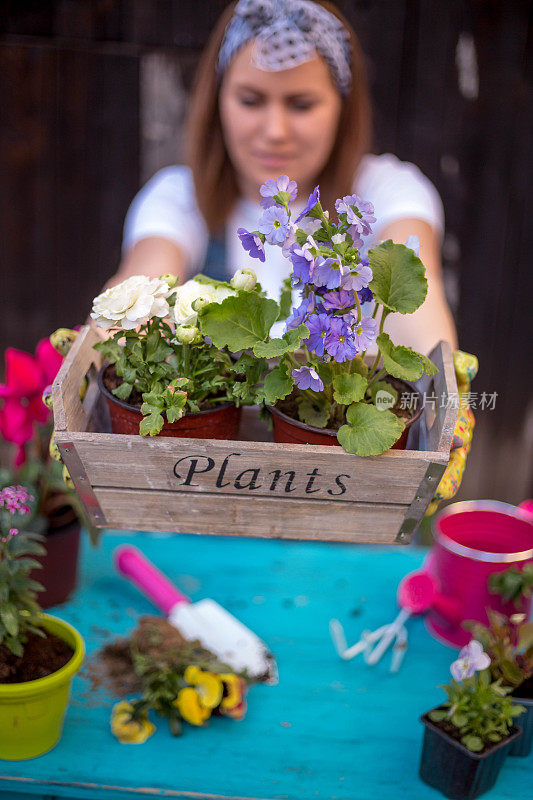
424, 499, 533, 647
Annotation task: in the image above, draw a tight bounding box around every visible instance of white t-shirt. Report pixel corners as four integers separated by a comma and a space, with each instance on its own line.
122, 153, 444, 303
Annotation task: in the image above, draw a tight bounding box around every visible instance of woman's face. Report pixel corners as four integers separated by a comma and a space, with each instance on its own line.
219, 40, 342, 202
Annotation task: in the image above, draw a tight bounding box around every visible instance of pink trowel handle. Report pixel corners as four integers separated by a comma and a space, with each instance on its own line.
114, 545, 190, 615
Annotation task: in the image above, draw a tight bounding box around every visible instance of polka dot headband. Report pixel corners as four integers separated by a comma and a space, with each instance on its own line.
217, 0, 352, 96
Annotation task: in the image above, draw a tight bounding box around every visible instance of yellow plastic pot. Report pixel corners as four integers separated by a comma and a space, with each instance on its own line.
0, 614, 85, 760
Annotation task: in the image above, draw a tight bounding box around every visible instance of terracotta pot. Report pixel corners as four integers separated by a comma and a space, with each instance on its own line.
98, 365, 242, 439
29, 508, 81, 609
269, 380, 423, 450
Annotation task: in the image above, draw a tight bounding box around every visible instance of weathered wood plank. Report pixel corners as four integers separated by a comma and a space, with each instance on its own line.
95, 487, 409, 543
69, 434, 436, 505
426, 339, 457, 453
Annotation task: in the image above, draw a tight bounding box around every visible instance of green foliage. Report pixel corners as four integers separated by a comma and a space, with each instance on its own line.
376, 333, 437, 381
277, 277, 293, 322
252, 324, 309, 358
337, 402, 404, 456
259, 364, 294, 405
429, 670, 524, 752
333, 373, 367, 405
369, 239, 428, 314
297, 397, 330, 429
96, 303, 241, 433
464, 609, 533, 691
368, 380, 398, 407
488, 564, 533, 607
0, 503, 46, 656
198, 292, 279, 351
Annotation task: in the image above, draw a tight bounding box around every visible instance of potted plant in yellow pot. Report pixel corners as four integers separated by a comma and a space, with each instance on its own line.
0, 485, 84, 760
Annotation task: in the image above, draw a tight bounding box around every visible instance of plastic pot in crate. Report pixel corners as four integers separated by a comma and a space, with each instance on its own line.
51, 326, 457, 543
419, 712, 521, 800
509, 693, 533, 757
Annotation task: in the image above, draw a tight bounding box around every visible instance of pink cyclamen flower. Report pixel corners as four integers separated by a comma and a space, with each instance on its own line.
450, 639, 491, 681
0, 339, 63, 466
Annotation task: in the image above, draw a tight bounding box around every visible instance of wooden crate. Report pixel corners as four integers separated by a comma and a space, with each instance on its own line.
52, 326, 458, 544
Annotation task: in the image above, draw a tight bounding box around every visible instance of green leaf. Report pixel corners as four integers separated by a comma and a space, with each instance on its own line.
199, 293, 279, 352
333, 373, 367, 405
518, 621, 533, 651
369, 380, 398, 407
337, 402, 404, 456
316, 361, 335, 387
252, 324, 309, 358
376, 333, 424, 381
418, 352, 439, 377
369, 239, 428, 313
112, 381, 133, 400
462, 735, 484, 752
141, 393, 165, 416
260, 365, 294, 405
139, 412, 164, 436
277, 277, 293, 322
350, 356, 369, 378
0, 605, 19, 637
501, 659, 524, 686
298, 399, 330, 428
428, 710, 448, 722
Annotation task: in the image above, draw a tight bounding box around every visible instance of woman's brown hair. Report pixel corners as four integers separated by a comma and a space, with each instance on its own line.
186, 1, 372, 234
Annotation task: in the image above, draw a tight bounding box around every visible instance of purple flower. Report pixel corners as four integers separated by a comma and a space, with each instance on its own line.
290, 242, 315, 286
324, 317, 358, 362
295, 185, 320, 223
322, 289, 356, 310
260, 175, 298, 209
312, 256, 346, 290
285, 296, 314, 331
281, 222, 298, 257
237, 228, 266, 262
258, 206, 290, 245
335, 194, 376, 241
450, 640, 491, 681
357, 286, 373, 305
302, 312, 331, 356
292, 366, 324, 392
341, 262, 373, 292
405, 235, 421, 256
352, 316, 378, 350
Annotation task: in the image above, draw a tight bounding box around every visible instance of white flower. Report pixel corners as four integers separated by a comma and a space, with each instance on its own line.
213, 285, 237, 303
231, 268, 257, 292
332, 233, 346, 244
91, 275, 172, 330
450, 640, 491, 681
173, 279, 236, 325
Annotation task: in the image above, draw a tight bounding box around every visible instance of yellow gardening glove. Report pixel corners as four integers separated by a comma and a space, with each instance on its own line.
425, 350, 478, 516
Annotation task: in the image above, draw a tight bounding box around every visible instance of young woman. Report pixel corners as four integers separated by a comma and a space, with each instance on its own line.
113, 0, 457, 356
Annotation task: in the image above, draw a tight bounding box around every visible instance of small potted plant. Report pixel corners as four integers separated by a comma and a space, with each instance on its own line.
198, 177, 437, 455
91, 272, 265, 439
0, 485, 85, 760
419, 639, 524, 799
465, 608, 533, 757
0, 335, 96, 607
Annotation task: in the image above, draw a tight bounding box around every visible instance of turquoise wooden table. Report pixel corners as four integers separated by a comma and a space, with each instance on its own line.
1, 532, 529, 800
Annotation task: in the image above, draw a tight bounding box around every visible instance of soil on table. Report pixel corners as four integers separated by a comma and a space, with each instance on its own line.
103, 364, 229, 412
277, 376, 414, 431
427, 710, 518, 755
0, 630, 74, 683
87, 616, 219, 698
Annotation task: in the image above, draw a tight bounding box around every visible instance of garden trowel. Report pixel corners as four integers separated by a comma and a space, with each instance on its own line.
114, 545, 277, 684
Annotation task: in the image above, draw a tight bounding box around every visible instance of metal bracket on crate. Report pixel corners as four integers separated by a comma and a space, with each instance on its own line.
59, 442, 107, 528
395, 461, 446, 544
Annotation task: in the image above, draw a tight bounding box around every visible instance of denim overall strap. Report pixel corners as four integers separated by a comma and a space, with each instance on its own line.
200, 235, 228, 282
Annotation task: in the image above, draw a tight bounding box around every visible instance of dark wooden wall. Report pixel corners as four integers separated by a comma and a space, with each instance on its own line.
1, 1, 531, 502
